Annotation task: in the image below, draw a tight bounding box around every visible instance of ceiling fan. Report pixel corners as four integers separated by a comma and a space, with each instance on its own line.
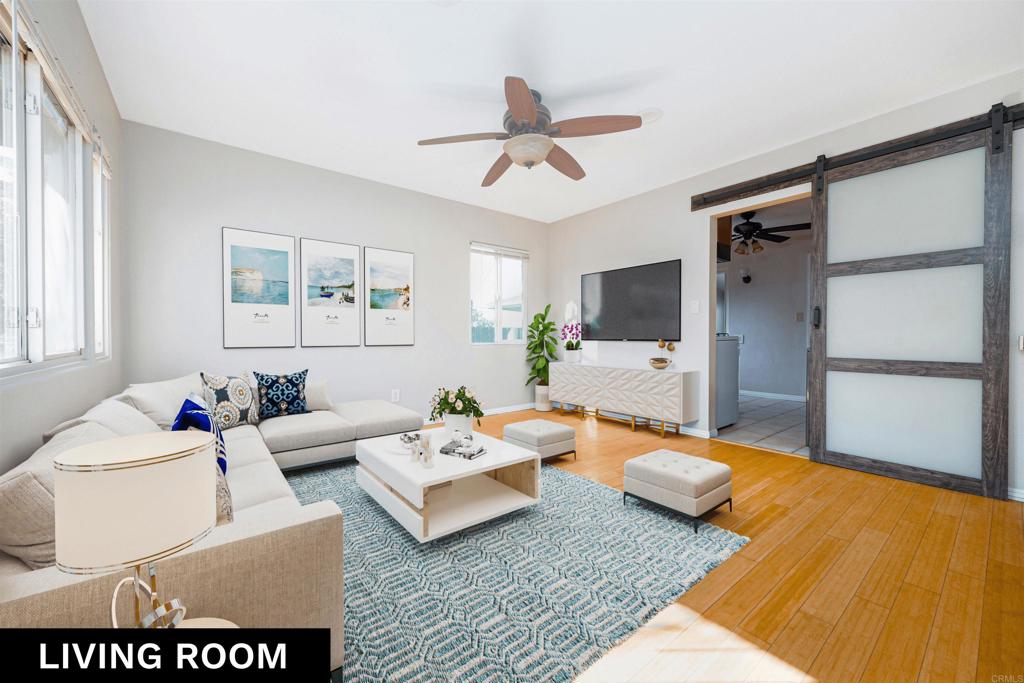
418, 76, 642, 186
732, 211, 810, 255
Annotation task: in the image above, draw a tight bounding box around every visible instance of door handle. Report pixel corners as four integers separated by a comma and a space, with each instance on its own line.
812, 306, 821, 329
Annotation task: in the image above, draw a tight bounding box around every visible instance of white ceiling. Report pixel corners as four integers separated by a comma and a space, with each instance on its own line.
78, 1, 1024, 223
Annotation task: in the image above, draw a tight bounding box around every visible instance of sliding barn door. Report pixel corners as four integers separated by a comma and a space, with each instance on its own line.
809, 126, 1011, 498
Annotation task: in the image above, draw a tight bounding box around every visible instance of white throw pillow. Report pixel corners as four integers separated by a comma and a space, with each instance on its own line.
120, 372, 204, 429
0, 422, 119, 568
306, 379, 333, 411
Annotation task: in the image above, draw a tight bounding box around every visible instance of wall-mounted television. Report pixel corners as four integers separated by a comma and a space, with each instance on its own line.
581, 259, 681, 341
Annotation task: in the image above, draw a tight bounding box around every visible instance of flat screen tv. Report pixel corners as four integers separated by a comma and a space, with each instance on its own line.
581, 259, 681, 341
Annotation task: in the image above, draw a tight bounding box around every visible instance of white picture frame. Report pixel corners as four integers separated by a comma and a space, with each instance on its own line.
364, 246, 414, 346
222, 227, 296, 348
300, 238, 361, 347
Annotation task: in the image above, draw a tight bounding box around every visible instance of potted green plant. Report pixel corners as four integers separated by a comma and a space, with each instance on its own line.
429, 385, 484, 438
526, 304, 559, 411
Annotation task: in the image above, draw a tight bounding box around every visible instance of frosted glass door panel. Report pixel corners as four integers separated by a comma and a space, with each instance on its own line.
827, 264, 983, 362
827, 147, 984, 263
826, 372, 982, 478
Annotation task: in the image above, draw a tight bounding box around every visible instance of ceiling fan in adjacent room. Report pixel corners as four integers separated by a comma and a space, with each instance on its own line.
418, 76, 643, 186
732, 211, 810, 255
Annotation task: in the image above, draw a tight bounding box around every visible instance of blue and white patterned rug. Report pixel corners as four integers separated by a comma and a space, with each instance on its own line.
286, 461, 747, 683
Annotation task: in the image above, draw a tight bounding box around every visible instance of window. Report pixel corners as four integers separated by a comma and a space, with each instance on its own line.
92, 155, 109, 357
41, 84, 81, 358
0, 4, 112, 376
0, 39, 20, 363
470, 243, 527, 344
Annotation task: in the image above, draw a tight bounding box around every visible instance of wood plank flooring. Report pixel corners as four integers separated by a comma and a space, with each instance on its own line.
472, 409, 1024, 683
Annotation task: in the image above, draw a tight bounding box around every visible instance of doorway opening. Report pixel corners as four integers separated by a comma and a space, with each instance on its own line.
712, 194, 812, 455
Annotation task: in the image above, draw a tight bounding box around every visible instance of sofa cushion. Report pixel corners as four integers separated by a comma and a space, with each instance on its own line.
306, 379, 333, 411
257, 411, 355, 453
121, 372, 204, 429
0, 422, 118, 568
201, 372, 260, 430
254, 369, 309, 419
84, 398, 162, 437
224, 461, 295, 511
221, 425, 271, 468
331, 400, 423, 440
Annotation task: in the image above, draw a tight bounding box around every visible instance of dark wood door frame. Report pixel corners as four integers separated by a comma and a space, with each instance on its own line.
691, 102, 1023, 212
806, 125, 1012, 499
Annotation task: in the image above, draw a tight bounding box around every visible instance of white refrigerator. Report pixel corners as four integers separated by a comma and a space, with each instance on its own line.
715, 336, 740, 429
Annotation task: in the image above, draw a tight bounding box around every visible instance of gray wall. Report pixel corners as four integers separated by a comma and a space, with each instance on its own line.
119, 122, 549, 422
0, 0, 123, 471
718, 239, 811, 398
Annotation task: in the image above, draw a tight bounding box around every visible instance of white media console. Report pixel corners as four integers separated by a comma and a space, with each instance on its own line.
549, 361, 699, 436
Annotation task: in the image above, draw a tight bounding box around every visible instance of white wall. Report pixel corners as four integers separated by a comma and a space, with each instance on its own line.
0, 0, 123, 471
120, 122, 548, 423
718, 238, 811, 398
547, 70, 1023, 467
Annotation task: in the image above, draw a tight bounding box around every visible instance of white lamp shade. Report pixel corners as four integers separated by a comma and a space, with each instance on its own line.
503, 133, 554, 167
54, 431, 216, 574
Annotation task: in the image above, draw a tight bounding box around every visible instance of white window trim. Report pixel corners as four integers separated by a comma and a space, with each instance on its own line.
470, 242, 529, 346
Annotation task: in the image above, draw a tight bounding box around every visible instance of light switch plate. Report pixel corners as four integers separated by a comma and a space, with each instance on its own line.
391, 389, 400, 402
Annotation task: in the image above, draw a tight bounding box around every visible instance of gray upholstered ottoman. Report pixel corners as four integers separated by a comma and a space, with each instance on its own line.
623, 450, 732, 530
503, 419, 577, 461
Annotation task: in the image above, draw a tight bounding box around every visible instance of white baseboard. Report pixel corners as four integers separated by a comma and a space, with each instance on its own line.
739, 389, 806, 402
1009, 487, 1024, 503
484, 403, 535, 416
425, 403, 535, 425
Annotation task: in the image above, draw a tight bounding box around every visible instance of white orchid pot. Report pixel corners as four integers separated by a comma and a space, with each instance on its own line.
444, 413, 473, 440
535, 384, 552, 412
564, 349, 582, 363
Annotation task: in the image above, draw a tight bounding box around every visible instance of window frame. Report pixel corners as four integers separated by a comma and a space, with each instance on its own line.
0, 1, 112, 380
469, 242, 529, 346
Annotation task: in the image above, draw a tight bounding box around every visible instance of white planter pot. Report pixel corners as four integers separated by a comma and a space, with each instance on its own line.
535, 384, 552, 412
564, 349, 581, 363
444, 412, 474, 440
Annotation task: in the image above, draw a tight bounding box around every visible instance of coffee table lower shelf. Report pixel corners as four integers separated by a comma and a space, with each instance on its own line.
356, 465, 539, 543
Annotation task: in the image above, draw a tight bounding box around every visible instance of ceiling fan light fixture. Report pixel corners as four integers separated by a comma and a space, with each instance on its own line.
751, 239, 764, 254
503, 133, 554, 168
734, 240, 749, 256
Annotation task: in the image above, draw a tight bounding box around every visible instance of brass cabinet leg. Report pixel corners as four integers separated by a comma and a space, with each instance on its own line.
631, 415, 636, 432
660, 420, 666, 438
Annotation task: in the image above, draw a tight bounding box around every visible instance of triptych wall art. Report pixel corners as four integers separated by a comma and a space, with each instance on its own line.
221, 227, 414, 348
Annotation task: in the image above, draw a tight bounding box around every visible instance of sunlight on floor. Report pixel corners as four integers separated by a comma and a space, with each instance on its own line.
577, 603, 816, 683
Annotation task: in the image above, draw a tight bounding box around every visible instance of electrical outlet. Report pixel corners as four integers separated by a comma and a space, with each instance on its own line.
390, 389, 400, 403
738, 334, 745, 344
796, 311, 805, 322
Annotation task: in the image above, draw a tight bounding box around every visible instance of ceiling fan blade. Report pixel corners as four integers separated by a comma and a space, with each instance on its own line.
504, 76, 537, 127
760, 223, 811, 233
547, 115, 642, 138
757, 233, 789, 243
481, 153, 513, 187
545, 144, 586, 181
418, 132, 509, 146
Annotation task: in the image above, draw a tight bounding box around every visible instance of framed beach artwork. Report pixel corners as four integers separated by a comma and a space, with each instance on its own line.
364, 246, 414, 346
222, 227, 296, 348
300, 238, 360, 347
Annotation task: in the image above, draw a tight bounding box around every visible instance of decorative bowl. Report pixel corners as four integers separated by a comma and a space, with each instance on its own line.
649, 357, 672, 370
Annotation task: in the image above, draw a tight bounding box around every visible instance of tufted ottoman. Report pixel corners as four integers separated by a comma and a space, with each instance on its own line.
623, 450, 732, 531
502, 419, 577, 461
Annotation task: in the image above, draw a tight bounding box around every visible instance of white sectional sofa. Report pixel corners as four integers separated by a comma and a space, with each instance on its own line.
0, 371, 423, 674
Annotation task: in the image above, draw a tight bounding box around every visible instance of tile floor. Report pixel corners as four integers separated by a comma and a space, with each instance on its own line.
715, 395, 809, 455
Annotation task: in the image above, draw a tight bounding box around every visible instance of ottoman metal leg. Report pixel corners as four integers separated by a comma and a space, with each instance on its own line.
623, 492, 733, 533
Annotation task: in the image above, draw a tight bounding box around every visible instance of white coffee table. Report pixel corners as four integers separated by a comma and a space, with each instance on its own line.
355, 430, 540, 543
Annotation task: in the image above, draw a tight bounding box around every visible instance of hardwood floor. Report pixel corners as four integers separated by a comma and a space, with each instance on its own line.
472, 409, 1024, 683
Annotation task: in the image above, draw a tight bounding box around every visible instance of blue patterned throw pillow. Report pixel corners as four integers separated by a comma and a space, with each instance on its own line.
201, 372, 260, 429
253, 369, 308, 419
172, 394, 227, 473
